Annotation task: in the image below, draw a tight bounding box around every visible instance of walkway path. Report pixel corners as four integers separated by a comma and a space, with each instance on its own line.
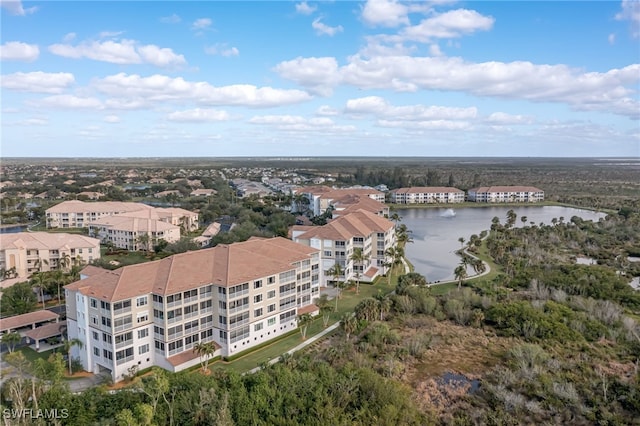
246, 321, 341, 375
427, 247, 492, 287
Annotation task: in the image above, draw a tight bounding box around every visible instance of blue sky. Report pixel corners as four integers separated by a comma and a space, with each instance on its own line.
1, 0, 639, 157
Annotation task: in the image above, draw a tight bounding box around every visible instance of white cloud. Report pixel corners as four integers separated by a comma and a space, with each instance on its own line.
104, 115, 121, 123
345, 96, 478, 120
273, 56, 340, 95
138, 45, 186, 67
93, 73, 312, 108
0, 0, 37, 16
0, 41, 39, 61
295, 2, 316, 15
429, 44, 443, 56
316, 105, 338, 116
486, 112, 534, 125
205, 44, 240, 57
160, 14, 181, 24
249, 114, 355, 133
608, 33, 616, 44
1, 71, 75, 93
98, 31, 125, 39
63, 33, 76, 42
377, 119, 471, 130
312, 17, 343, 36
37, 95, 103, 110
192, 18, 212, 30
167, 108, 231, 122
48, 39, 186, 68
615, 0, 640, 38
361, 0, 409, 27
401, 9, 495, 42
276, 54, 640, 118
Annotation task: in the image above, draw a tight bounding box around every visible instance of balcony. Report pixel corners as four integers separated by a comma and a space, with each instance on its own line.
228, 304, 249, 315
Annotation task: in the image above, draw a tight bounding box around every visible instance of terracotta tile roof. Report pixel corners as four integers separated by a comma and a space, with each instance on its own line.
469, 186, 543, 193
364, 266, 378, 278
166, 341, 221, 367
90, 215, 178, 233
0, 310, 59, 333
390, 186, 464, 194
24, 320, 67, 341
0, 232, 100, 251
65, 237, 319, 302
46, 200, 152, 214
294, 210, 394, 241
297, 304, 319, 315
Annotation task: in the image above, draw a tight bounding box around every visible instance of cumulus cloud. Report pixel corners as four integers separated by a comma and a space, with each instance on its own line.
205, 44, 240, 57
273, 56, 341, 95
377, 119, 471, 130
0, 41, 39, 61
615, 0, 640, 38
1, 71, 75, 93
160, 14, 181, 24
295, 1, 316, 15
48, 39, 186, 68
345, 96, 477, 120
63, 33, 76, 42
192, 18, 212, 30
486, 112, 534, 125
0, 0, 37, 16
312, 18, 343, 36
316, 105, 338, 116
276, 54, 640, 118
167, 108, 231, 122
249, 114, 355, 132
93, 73, 312, 108
401, 9, 495, 42
361, 0, 410, 27
104, 115, 121, 123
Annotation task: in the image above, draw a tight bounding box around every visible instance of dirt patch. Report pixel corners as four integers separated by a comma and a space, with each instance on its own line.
66, 371, 94, 378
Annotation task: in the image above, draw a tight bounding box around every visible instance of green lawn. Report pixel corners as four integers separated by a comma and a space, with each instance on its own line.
209, 280, 394, 374
14, 346, 56, 364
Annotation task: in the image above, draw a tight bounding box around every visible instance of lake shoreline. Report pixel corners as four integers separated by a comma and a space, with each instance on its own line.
388, 201, 612, 214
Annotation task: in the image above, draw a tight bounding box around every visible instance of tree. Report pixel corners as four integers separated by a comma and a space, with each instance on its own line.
1, 331, 21, 353
62, 337, 83, 375
139, 368, 169, 412
315, 294, 332, 328
135, 233, 151, 255
1, 281, 37, 316
193, 341, 216, 373
349, 247, 368, 295
454, 264, 468, 290
374, 293, 392, 321
458, 237, 465, 248
355, 298, 379, 322
297, 313, 313, 340
340, 313, 357, 341
30, 272, 49, 309
384, 246, 405, 284
327, 262, 344, 311
59, 253, 72, 271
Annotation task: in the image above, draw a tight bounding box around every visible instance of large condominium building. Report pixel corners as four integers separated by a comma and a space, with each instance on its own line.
64, 237, 320, 382
291, 210, 396, 286
1, 232, 101, 279
88, 216, 180, 251
293, 186, 386, 216
46, 201, 199, 231
390, 187, 465, 204
467, 186, 545, 203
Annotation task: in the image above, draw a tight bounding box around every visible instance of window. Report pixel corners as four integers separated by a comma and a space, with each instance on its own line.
100, 301, 110, 310
268, 317, 276, 327
153, 309, 164, 320
324, 250, 332, 257
90, 298, 97, 308
139, 344, 149, 355
185, 333, 199, 346
280, 310, 296, 323
267, 276, 275, 285
102, 333, 112, 343
154, 341, 165, 352
152, 294, 163, 304
92, 316, 98, 325
103, 349, 113, 360
93, 347, 100, 356
138, 328, 149, 339
254, 308, 263, 318
136, 296, 148, 307
101, 317, 111, 327
254, 294, 262, 303
219, 316, 227, 325
253, 280, 262, 289
153, 326, 165, 337
200, 285, 212, 296
267, 290, 276, 299
137, 313, 149, 323
267, 304, 276, 313
254, 322, 263, 332
92, 331, 99, 340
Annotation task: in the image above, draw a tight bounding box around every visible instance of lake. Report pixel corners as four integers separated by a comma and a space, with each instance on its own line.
0, 225, 28, 234
398, 206, 608, 282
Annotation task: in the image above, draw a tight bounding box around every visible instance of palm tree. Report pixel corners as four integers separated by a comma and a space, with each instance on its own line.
62, 337, 83, 375
454, 264, 468, 290
193, 341, 216, 373
355, 298, 379, 322
59, 253, 71, 271
349, 248, 368, 295
340, 313, 357, 341
384, 246, 404, 284
315, 295, 332, 328
374, 292, 392, 321
327, 262, 344, 311
458, 237, 465, 248
1, 332, 22, 353
30, 272, 49, 309
297, 313, 313, 340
